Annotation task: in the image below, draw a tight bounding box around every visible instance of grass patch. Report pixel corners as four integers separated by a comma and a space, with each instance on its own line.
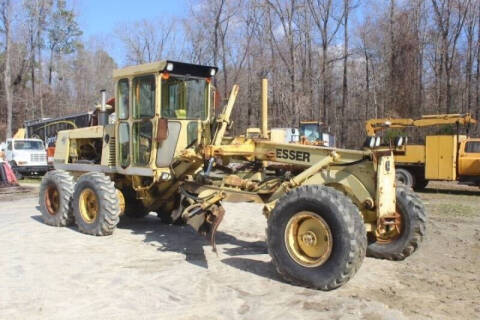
19, 177, 42, 185
429, 202, 478, 218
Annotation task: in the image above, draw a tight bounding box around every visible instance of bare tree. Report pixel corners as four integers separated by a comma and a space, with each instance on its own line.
117, 19, 175, 65
431, 0, 471, 113
463, 1, 478, 113
340, 0, 350, 147
307, 0, 344, 125
25, 0, 53, 118
1, 0, 12, 138
266, 0, 298, 125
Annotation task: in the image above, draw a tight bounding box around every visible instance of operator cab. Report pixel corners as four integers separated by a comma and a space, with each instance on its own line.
113, 61, 217, 175
299, 121, 334, 147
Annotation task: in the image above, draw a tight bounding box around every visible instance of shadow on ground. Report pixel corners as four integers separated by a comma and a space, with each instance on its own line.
417, 186, 480, 196
31, 206, 279, 283
118, 215, 274, 279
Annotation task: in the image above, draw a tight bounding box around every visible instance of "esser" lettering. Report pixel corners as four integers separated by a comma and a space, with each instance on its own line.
275, 149, 311, 162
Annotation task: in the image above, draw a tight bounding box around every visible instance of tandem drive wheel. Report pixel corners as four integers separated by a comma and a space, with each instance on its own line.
267, 185, 367, 291
367, 185, 426, 260
72, 172, 120, 236
39, 170, 75, 227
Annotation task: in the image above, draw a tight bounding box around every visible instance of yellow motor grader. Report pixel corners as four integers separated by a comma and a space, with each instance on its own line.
38, 60, 426, 290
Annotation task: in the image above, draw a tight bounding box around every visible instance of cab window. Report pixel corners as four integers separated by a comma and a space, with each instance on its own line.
14, 140, 44, 150
133, 75, 155, 119
118, 79, 129, 120
132, 121, 153, 166
118, 123, 130, 168
187, 122, 198, 147
465, 141, 480, 153
161, 76, 207, 120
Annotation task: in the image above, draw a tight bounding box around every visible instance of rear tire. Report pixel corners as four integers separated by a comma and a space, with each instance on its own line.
72, 172, 120, 236
367, 185, 426, 260
395, 168, 414, 188
267, 185, 367, 291
39, 170, 74, 227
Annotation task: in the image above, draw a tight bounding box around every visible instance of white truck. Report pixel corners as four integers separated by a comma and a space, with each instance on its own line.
4, 138, 48, 179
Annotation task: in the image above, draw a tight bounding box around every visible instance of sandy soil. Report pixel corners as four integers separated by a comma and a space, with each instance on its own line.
0, 182, 479, 320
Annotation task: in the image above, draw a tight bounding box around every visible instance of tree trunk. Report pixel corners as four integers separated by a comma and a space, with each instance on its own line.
38, 35, 44, 118
212, 0, 225, 90
476, 6, 480, 120
341, 0, 349, 147
30, 33, 36, 119
49, 47, 54, 86
2, 0, 13, 139
389, 0, 395, 113
364, 49, 370, 120
321, 43, 328, 123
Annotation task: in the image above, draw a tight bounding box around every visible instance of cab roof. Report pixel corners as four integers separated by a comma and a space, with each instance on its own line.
113, 60, 218, 79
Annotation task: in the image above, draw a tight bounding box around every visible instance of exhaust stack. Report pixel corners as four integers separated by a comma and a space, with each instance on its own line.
98, 89, 108, 126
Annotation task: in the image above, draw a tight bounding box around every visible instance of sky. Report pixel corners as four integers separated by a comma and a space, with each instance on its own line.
74, 0, 188, 66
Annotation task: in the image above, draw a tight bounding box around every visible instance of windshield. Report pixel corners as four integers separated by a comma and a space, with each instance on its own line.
300, 124, 321, 142
161, 76, 207, 120
14, 140, 44, 150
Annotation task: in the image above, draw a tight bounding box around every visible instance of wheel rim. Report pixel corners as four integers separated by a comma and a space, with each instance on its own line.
45, 185, 60, 215
375, 210, 403, 244
284, 211, 333, 268
79, 188, 99, 224
396, 172, 407, 185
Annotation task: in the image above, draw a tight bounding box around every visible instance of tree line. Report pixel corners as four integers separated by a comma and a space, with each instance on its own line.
0, 0, 115, 141
1, 0, 479, 148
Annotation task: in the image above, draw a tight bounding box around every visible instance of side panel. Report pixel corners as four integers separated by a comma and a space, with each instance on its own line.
53, 131, 70, 163
394, 145, 425, 164
425, 135, 459, 180
156, 121, 181, 167
100, 125, 116, 166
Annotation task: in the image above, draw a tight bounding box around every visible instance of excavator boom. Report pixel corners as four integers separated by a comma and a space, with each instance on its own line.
365, 113, 477, 136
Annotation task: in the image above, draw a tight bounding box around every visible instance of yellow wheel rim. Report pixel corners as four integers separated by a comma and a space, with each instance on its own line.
45, 186, 60, 215
284, 211, 333, 268
79, 188, 99, 224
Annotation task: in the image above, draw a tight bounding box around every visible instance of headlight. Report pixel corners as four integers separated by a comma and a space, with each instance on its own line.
166, 62, 174, 72
160, 172, 171, 180
375, 136, 381, 147
210, 68, 216, 76
396, 136, 404, 147
369, 137, 375, 148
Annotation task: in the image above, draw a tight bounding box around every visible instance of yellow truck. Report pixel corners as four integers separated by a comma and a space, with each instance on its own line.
366, 114, 480, 189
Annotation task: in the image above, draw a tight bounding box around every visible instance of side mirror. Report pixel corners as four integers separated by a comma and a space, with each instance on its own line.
156, 118, 168, 142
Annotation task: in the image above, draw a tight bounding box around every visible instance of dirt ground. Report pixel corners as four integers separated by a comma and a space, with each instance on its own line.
0, 181, 479, 320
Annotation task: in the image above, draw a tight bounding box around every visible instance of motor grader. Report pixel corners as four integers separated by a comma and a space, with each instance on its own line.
38, 60, 426, 290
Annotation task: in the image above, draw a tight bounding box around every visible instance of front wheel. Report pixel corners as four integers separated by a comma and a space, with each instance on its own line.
72, 172, 120, 236
267, 185, 367, 291
367, 185, 426, 260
